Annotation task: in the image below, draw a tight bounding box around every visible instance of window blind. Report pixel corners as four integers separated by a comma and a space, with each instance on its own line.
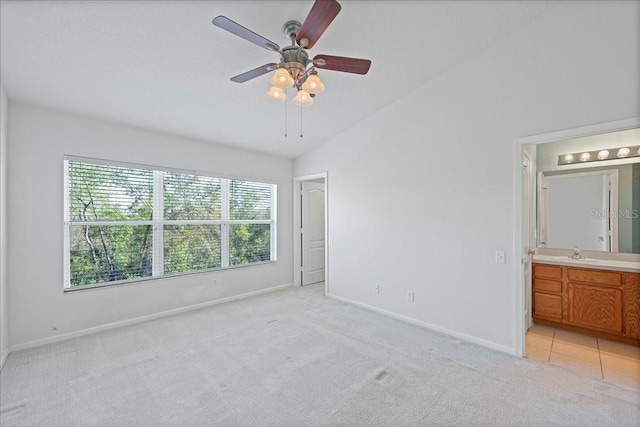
64, 158, 276, 289
230, 180, 272, 221
164, 172, 222, 221
68, 161, 153, 223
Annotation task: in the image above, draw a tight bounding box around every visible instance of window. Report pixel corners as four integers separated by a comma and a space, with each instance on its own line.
64, 158, 277, 289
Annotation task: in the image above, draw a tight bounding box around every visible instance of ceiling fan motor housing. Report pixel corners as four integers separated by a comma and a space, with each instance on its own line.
281, 46, 309, 81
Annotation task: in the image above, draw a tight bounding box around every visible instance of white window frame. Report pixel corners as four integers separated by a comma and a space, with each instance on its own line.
63, 156, 277, 290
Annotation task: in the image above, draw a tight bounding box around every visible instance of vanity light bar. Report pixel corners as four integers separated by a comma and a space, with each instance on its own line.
558, 145, 640, 165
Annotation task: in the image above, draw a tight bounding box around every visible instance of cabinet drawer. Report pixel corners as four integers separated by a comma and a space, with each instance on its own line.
534, 292, 562, 320
567, 268, 622, 287
534, 278, 562, 294
534, 264, 562, 280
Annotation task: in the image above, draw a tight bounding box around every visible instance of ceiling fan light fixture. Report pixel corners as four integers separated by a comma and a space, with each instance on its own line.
271, 68, 294, 88
293, 89, 313, 106
302, 73, 324, 94
212, 0, 372, 119
266, 85, 286, 101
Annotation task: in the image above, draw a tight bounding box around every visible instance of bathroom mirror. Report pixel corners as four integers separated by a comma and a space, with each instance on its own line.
536, 129, 640, 254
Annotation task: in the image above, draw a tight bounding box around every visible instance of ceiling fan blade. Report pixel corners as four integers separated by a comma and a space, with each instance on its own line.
212, 16, 280, 52
230, 63, 279, 83
313, 55, 371, 75
296, 0, 341, 49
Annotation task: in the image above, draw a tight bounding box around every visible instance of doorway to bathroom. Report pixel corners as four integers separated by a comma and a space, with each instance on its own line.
513, 118, 640, 390
514, 118, 640, 356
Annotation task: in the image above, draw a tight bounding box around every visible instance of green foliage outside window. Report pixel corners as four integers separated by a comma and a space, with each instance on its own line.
164, 225, 222, 274
66, 160, 275, 288
230, 224, 271, 266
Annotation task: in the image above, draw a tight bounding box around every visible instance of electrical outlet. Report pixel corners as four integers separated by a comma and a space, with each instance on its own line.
373, 284, 379, 293
407, 291, 414, 302
211, 279, 218, 286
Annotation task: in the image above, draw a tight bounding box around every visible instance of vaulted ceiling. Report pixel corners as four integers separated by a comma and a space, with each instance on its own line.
0, 1, 557, 159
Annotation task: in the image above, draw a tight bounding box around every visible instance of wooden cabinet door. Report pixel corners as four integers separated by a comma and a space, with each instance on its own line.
568, 283, 622, 333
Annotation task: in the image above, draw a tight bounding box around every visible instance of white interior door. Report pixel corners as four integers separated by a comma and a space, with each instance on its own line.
302, 181, 325, 285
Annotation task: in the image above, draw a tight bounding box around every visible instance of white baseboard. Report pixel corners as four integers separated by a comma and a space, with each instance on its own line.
8, 283, 293, 354
327, 293, 516, 356
0, 349, 7, 371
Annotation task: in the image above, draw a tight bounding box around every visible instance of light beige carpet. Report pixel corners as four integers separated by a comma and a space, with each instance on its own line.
1, 283, 639, 426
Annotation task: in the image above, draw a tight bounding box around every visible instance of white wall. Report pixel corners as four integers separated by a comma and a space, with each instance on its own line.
7, 103, 293, 349
0, 83, 8, 367
294, 1, 640, 353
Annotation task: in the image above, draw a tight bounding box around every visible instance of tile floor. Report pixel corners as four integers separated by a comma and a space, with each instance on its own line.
526, 324, 640, 392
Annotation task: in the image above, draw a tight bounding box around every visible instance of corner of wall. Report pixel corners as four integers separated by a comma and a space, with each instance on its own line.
633, 163, 640, 253
0, 82, 9, 369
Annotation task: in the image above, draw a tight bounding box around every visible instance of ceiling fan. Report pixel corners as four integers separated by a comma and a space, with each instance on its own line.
212, 0, 371, 106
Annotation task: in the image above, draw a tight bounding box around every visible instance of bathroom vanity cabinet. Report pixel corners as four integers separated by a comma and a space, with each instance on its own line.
532, 262, 640, 345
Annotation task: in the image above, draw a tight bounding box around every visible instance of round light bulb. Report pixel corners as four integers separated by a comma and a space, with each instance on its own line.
597, 150, 609, 160
293, 89, 313, 106
617, 147, 630, 158
563, 154, 574, 163
302, 74, 324, 94
266, 86, 286, 101
579, 152, 591, 162
270, 68, 294, 88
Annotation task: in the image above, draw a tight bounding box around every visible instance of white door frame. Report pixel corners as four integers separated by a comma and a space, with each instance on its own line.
293, 172, 329, 295
522, 150, 533, 331
512, 117, 639, 357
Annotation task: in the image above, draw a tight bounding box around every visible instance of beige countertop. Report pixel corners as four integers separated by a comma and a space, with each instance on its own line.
533, 254, 640, 273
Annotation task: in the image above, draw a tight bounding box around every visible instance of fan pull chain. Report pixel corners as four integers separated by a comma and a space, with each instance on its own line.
300, 102, 303, 138
284, 94, 288, 137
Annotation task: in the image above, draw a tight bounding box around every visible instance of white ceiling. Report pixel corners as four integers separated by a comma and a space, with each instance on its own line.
0, 1, 557, 159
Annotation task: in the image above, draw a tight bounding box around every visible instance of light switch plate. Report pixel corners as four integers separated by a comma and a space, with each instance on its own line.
495, 250, 506, 264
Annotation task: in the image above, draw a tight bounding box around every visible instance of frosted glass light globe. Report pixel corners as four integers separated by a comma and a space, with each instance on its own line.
270, 68, 294, 88
302, 74, 324, 94
266, 86, 286, 101
293, 90, 313, 106
617, 147, 630, 158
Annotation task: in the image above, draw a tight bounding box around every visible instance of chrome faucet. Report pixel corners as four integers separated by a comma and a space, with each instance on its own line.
570, 246, 584, 259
